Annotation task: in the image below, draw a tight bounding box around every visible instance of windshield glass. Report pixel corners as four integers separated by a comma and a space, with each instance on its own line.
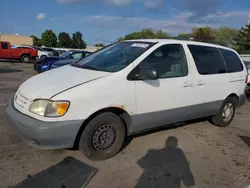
60, 51, 71, 57
34, 47, 44, 51
72, 42, 154, 72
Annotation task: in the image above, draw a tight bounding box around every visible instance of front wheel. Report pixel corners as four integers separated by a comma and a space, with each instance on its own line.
40, 55, 47, 59
21, 54, 30, 63
79, 112, 126, 161
209, 96, 238, 127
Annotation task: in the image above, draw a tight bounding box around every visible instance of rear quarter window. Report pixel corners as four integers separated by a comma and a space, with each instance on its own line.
219, 49, 243, 73
188, 45, 226, 75
1, 42, 8, 49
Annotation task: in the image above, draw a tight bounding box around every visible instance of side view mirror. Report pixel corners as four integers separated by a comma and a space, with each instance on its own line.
136, 67, 158, 80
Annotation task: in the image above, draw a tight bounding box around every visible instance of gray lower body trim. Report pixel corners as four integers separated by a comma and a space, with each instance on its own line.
5, 99, 84, 149
245, 86, 250, 98
238, 94, 247, 107
129, 101, 223, 134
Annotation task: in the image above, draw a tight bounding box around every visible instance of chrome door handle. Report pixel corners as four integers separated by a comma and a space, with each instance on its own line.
183, 82, 192, 88
197, 81, 205, 86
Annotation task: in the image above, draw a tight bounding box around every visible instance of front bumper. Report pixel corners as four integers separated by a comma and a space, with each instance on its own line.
5, 99, 84, 149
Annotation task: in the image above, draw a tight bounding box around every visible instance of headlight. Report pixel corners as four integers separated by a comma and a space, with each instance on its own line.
29, 99, 70, 117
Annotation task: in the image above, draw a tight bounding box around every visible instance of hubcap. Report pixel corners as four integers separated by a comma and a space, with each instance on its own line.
222, 103, 234, 122
92, 124, 116, 151
24, 57, 29, 62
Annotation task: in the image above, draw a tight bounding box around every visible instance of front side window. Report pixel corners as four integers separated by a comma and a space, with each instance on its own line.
72, 42, 155, 72
1, 42, 8, 49
220, 49, 243, 73
131, 44, 188, 79
188, 45, 226, 75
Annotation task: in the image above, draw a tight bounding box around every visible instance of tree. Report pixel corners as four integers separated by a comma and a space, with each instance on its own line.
154, 30, 169, 39
234, 24, 250, 54
30, 35, 41, 46
40, 30, 57, 47
117, 29, 169, 41
95, 43, 105, 47
58, 32, 72, 48
71, 31, 86, 49
177, 33, 193, 40
192, 26, 215, 43
214, 27, 238, 47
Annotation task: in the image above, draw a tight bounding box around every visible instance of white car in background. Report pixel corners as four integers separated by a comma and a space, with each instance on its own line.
16, 45, 54, 59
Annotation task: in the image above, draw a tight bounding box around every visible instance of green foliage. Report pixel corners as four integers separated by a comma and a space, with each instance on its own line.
95, 43, 105, 47
214, 27, 238, 47
58, 32, 72, 48
155, 30, 169, 39
118, 29, 169, 41
234, 24, 250, 54
177, 33, 193, 40
192, 26, 215, 43
40, 30, 57, 47
71, 31, 86, 49
30, 35, 41, 46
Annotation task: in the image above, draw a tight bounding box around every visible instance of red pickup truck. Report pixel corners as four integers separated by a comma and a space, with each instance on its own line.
0, 41, 38, 63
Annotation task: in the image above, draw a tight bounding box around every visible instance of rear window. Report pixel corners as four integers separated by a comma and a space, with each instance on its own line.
1, 42, 8, 49
188, 45, 226, 75
220, 49, 243, 73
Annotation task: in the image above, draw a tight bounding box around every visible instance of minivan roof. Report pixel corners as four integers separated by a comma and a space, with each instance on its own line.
124, 39, 236, 52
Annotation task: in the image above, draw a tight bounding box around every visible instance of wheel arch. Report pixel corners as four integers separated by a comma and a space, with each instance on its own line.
226, 93, 239, 103
20, 53, 30, 58
73, 107, 131, 149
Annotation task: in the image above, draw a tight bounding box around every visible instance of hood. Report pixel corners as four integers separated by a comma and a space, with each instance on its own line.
45, 56, 62, 65
18, 65, 111, 100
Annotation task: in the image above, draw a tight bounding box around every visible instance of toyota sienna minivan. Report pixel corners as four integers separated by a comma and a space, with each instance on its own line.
6, 39, 248, 160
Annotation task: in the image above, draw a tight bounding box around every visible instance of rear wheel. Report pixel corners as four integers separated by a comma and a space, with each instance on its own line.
21, 54, 30, 63
210, 96, 238, 127
79, 112, 126, 160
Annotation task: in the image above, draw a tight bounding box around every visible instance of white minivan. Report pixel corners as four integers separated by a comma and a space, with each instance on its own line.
6, 39, 248, 160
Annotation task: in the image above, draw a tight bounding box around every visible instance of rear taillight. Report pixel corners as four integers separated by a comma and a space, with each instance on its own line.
245, 75, 249, 84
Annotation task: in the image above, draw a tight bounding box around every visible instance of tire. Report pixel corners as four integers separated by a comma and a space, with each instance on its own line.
40, 55, 47, 59
210, 96, 238, 127
79, 112, 126, 161
21, 54, 30, 63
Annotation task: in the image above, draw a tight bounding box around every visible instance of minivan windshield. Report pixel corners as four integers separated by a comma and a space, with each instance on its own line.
72, 42, 154, 72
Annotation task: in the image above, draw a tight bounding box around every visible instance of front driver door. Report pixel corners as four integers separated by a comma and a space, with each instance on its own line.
130, 43, 198, 133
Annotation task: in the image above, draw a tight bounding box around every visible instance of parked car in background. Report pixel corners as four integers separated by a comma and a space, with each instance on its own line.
243, 60, 250, 97
50, 51, 92, 70
0, 41, 38, 63
243, 60, 250, 69
34, 50, 91, 73
6, 40, 247, 160
57, 50, 67, 55
41, 47, 59, 56
17, 45, 54, 59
